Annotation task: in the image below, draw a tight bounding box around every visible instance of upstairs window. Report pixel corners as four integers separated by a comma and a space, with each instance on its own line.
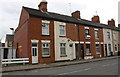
107, 32, 110, 40
42, 23, 49, 35
113, 33, 116, 40
94, 30, 99, 40
85, 28, 90, 39
59, 25, 66, 36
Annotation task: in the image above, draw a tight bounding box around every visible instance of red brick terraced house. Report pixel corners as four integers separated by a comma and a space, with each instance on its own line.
14, 0, 119, 64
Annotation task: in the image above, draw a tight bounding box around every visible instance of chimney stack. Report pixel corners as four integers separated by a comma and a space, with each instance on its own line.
91, 15, 100, 23
108, 19, 115, 27
38, 0, 48, 12
71, 11, 81, 19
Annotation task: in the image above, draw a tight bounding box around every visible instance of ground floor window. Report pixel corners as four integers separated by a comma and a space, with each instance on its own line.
96, 44, 100, 54
42, 43, 50, 57
60, 43, 66, 56
86, 44, 91, 55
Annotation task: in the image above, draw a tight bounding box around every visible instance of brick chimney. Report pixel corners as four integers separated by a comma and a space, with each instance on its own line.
38, 0, 48, 12
71, 11, 81, 19
91, 15, 100, 23
108, 19, 115, 26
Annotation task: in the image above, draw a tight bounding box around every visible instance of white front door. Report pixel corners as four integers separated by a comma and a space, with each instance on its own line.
32, 43, 38, 64
69, 44, 74, 60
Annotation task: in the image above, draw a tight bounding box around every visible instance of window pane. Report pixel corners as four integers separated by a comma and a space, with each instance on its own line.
32, 48, 34, 56
61, 48, 66, 55
42, 23, 49, 35
60, 43, 66, 56
96, 44, 100, 54
46, 44, 49, 47
85, 29, 89, 34
95, 30, 99, 39
42, 44, 45, 47
35, 48, 37, 56
60, 25, 66, 36
43, 48, 49, 55
107, 32, 110, 40
42, 43, 50, 57
86, 44, 91, 55
113, 33, 116, 40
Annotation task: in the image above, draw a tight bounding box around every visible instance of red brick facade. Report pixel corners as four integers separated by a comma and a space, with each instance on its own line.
14, 1, 112, 64
14, 8, 55, 63
66, 22, 104, 59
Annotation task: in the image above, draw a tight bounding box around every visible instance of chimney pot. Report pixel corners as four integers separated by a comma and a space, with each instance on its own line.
91, 15, 100, 23
38, 0, 48, 12
71, 11, 81, 19
108, 19, 115, 26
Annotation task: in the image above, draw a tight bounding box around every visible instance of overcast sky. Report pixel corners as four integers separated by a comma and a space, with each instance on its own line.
0, 0, 119, 42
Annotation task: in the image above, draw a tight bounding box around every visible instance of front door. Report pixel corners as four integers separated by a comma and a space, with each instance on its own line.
101, 44, 104, 57
75, 44, 79, 60
105, 44, 108, 56
69, 44, 73, 60
80, 44, 84, 59
32, 43, 38, 64
4, 48, 8, 59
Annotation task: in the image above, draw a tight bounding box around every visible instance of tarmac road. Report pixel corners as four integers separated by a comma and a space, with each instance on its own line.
2, 58, 118, 75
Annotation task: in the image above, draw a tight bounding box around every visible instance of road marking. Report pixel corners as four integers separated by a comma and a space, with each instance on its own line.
57, 67, 63, 69
58, 68, 91, 75
33, 70, 38, 72
103, 63, 117, 67
84, 68, 91, 71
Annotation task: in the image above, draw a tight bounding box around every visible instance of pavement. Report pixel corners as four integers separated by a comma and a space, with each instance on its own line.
2, 56, 120, 72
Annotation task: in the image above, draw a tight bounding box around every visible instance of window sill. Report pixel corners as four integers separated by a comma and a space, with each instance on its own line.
41, 35, 50, 36
96, 53, 100, 54
60, 55, 67, 57
59, 36, 66, 37
85, 37, 90, 39
86, 53, 91, 55
42, 56, 50, 58
95, 38, 99, 40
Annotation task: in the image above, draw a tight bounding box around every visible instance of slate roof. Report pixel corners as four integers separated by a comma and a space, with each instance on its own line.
23, 6, 120, 31
6, 34, 14, 42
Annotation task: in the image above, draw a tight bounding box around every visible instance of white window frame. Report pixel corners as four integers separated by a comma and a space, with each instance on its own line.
60, 43, 66, 56
59, 25, 66, 36
85, 28, 90, 39
42, 43, 50, 57
42, 21, 50, 35
107, 32, 110, 40
113, 33, 116, 40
